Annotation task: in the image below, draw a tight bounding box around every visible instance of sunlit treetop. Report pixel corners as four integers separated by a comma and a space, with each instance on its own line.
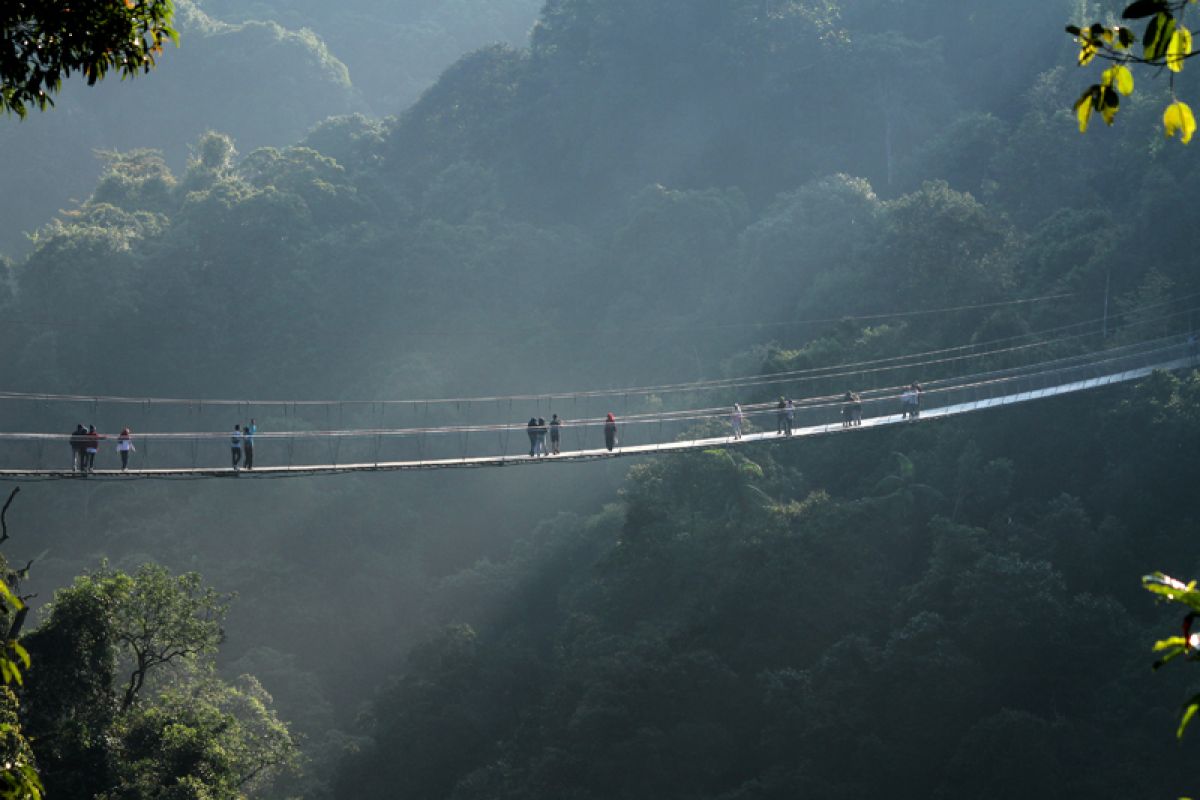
0, 0, 177, 118
1067, 0, 1197, 143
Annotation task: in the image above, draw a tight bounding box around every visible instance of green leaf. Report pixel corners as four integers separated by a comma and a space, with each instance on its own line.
1154, 636, 1188, 651
1124, 0, 1168, 18
1164, 101, 1197, 143
1106, 64, 1135, 94
1100, 86, 1121, 125
1179, 693, 1200, 739
1145, 12, 1178, 60
10, 642, 29, 670
0, 581, 24, 614
1074, 86, 1100, 132
1168, 26, 1192, 72
1143, 572, 1200, 608
1079, 38, 1099, 65
1153, 646, 1187, 669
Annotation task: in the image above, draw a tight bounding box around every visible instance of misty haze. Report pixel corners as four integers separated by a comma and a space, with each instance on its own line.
1, 1, 1199, 798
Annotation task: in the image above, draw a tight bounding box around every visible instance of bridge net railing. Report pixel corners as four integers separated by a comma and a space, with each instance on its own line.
0, 330, 1194, 474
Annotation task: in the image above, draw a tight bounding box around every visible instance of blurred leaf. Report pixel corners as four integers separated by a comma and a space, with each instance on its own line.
1100, 86, 1120, 125
1154, 636, 1188, 651
1179, 693, 1200, 739
1144, 572, 1200, 607
1153, 646, 1187, 669
1074, 86, 1099, 132
1123, 0, 1168, 18
1163, 101, 1197, 143
10, 642, 29, 670
1104, 64, 1134, 94
1079, 38, 1099, 66
1144, 12, 1177, 60
1167, 26, 1192, 72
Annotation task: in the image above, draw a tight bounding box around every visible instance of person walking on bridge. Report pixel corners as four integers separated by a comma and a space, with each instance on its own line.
85, 425, 104, 473
901, 383, 922, 419
604, 413, 618, 452
231, 424, 243, 470
842, 392, 856, 428
243, 419, 256, 470
70, 424, 87, 472
550, 414, 561, 455
776, 397, 788, 435
527, 418, 538, 457
785, 398, 795, 436
731, 404, 744, 439
116, 427, 135, 470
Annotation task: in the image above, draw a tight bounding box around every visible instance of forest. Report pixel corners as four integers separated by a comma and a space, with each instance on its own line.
3, 0, 1200, 798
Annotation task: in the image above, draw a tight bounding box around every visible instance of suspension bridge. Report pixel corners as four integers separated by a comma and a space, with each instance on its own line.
0, 314, 1194, 480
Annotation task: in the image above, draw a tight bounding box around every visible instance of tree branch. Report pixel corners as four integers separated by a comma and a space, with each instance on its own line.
0, 487, 19, 546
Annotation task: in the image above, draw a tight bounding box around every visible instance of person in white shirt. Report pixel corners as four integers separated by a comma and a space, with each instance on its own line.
231, 424, 243, 469
116, 427, 135, 470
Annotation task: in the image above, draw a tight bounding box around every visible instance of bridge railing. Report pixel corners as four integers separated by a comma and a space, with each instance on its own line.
0, 334, 1196, 474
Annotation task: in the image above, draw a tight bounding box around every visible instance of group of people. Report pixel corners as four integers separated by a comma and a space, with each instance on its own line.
731, 398, 797, 439
63, 386, 928, 473
524, 413, 619, 455
841, 392, 863, 427
69, 424, 135, 473
230, 420, 257, 470
68, 420, 260, 473
526, 414, 562, 457
728, 385, 923, 439
900, 383, 923, 419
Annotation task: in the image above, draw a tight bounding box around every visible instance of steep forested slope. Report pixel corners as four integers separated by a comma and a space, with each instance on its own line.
337, 374, 1200, 800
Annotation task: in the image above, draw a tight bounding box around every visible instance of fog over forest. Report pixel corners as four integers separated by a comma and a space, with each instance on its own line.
4, 1, 1200, 798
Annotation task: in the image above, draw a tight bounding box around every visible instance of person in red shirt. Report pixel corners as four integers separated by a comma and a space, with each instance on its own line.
85, 425, 106, 473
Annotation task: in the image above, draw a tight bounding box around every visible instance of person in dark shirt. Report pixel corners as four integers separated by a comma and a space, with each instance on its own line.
243, 419, 256, 470
604, 413, 617, 452
549, 414, 561, 455
527, 418, 538, 457
84, 425, 105, 472
70, 424, 87, 472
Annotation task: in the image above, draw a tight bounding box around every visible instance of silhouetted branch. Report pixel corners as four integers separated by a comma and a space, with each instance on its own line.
0, 487, 18, 545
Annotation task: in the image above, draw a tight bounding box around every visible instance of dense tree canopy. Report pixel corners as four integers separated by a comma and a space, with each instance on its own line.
22, 564, 296, 800
0, 0, 176, 116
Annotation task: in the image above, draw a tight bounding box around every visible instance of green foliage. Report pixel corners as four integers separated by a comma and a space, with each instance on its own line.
22, 563, 295, 800
1067, 1, 1197, 140
1141, 571, 1200, 744
330, 367, 1200, 799
0, 700, 43, 800
0, 569, 40, 800
109, 674, 299, 800
0, 1, 177, 117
